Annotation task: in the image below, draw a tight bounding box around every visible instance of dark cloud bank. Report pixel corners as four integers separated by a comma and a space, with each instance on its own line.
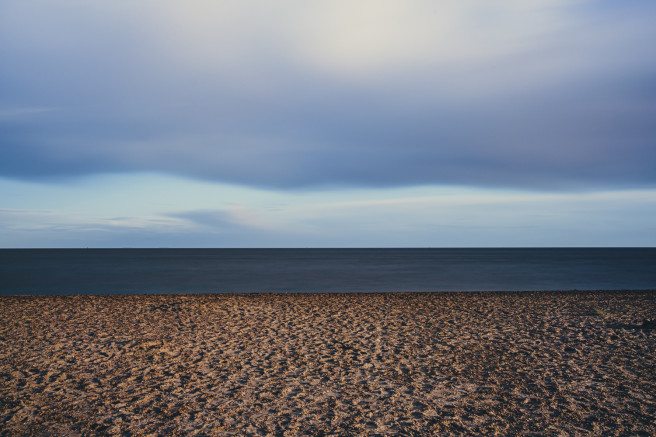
1, 1, 655, 191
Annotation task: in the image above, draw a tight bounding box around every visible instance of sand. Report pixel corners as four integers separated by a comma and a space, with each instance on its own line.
1, 290, 655, 436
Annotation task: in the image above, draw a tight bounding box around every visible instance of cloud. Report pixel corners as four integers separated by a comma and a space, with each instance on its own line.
2, 183, 656, 247
0, 208, 187, 233
1, 1, 655, 190
0, 206, 197, 247
168, 188, 656, 246
171, 207, 287, 233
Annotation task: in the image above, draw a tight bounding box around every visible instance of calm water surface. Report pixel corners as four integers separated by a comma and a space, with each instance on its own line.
1, 248, 655, 295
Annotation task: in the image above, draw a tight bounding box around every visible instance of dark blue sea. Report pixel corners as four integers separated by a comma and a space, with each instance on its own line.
0, 248, 655, 295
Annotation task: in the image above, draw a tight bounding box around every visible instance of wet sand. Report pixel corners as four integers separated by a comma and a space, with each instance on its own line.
1, 290, 655, 436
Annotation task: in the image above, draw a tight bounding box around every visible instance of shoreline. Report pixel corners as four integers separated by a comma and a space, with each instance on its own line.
2, 290, 655, 435
3, 288, 656, 296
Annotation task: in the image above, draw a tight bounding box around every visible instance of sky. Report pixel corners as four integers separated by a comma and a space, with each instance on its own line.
1, 0, 655, 248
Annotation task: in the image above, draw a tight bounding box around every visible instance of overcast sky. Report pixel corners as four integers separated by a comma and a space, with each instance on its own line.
1, 0, 655, 247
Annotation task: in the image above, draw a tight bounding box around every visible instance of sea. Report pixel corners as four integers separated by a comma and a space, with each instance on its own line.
1, 248, 655, 295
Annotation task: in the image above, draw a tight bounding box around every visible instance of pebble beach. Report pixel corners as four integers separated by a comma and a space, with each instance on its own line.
2, 290, 655, 436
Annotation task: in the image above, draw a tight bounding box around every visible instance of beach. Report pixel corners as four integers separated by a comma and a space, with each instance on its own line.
1, 290, 655, 436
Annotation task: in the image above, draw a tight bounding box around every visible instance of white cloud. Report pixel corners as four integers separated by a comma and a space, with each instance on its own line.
141, 1, 583, 71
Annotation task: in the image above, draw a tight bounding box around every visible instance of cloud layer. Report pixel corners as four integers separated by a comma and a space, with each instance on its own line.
2, 0, 655, 190
3, 176, 655, 248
